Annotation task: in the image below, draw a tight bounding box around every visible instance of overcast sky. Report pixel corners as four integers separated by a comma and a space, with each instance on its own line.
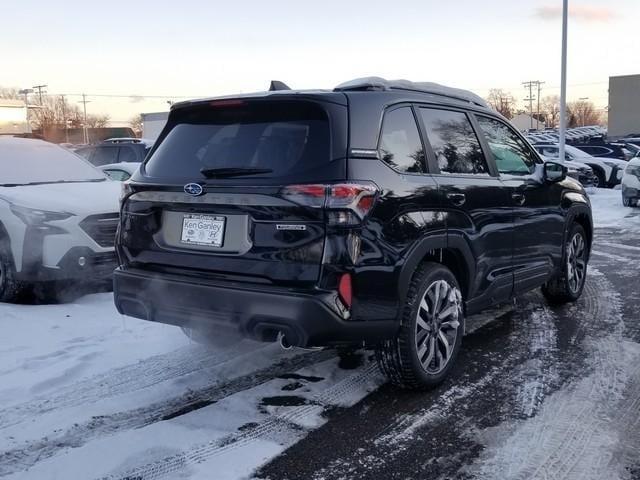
2, 0, 638, 124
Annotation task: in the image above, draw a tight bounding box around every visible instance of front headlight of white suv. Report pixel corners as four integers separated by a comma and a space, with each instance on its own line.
10, 204, 74, 225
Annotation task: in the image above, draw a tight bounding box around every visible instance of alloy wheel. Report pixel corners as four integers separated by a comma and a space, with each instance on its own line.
567, 232, 586, 293
415, 280, 462, 374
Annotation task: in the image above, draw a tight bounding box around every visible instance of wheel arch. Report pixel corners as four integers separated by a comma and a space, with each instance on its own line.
398, 234, 475, 305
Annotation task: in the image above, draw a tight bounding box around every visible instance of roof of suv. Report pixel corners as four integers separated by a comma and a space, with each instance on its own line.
102, 138, 154, 147
333, 77, 489, 108
171, 77, 490, 112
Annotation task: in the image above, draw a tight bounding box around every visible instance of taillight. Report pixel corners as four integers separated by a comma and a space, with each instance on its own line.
281, 182, 379, 226
338, 273, 353, 309
280, 184, 326, 208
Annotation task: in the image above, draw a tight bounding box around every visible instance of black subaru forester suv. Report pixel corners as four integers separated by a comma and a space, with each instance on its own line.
114, 78, 592, 389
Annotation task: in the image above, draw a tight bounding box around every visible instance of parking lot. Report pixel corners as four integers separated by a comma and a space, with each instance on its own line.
0, 188, 637, 480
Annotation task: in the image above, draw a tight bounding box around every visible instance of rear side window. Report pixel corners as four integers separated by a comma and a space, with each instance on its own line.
118, 146, 138, 163
419, 108, 487, 175
476, 116, 538, 175
378, 107, 425, 174
92, 146, 119, 166
75, 147, 94, 160
144, 101, 330, 180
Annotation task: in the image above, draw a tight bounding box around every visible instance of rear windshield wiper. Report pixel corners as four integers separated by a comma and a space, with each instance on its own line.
200, 167, 273, 178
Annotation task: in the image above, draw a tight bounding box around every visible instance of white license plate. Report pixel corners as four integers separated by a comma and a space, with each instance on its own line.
180, 214, 226, 247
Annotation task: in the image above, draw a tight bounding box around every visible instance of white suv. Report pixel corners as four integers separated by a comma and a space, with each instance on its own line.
0, 137, 121, 301
622, 157, 640, 207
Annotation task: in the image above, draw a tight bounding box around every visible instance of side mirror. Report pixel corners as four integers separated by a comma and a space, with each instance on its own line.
544, 161, 567, 183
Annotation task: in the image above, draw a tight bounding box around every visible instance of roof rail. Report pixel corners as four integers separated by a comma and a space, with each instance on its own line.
334, 76, 488, 108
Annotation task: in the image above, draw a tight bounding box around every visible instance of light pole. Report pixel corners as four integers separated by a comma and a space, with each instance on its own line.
559, 0, 569, 162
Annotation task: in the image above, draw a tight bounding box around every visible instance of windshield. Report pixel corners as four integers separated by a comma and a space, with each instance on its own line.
144, 101, 330, 181
0, 140, 107, 185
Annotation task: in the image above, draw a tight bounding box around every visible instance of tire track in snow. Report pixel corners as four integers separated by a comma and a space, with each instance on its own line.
252, 300, 547, 480
97, 362, 382, 480
0, 350, 333, 478
0, 341, 270, 431
257, 274, 620, 480
472, 273, 640, 480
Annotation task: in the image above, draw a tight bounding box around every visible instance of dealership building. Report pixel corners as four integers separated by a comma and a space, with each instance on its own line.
608, 74, 640, 138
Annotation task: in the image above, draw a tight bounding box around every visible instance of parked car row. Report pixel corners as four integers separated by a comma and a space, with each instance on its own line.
527, 128, 640, 163
525, 125, 606, 145
532, 143, 628, 188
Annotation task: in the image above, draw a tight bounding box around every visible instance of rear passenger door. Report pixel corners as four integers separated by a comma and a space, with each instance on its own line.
418, 107, 513, 312
475, 115, 564, 294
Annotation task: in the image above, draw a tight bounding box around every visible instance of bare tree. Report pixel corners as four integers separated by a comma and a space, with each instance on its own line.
0, 87, 21, 100
567, 100, 601, 128
486, 89, 516, 119
29, 95, 84, 130
85, 114, 110, 128
129, 114, 143, 137
540, 95, 560, 128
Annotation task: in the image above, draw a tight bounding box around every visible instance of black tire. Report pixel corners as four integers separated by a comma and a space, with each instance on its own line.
542, 223, 588, 305
623, 196, 631, 207
0, 241, 25, 303
376, 262, 464, 390
592, 169, 605, 189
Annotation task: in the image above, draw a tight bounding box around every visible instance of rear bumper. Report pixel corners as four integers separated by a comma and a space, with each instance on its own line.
113, 268, 398, 347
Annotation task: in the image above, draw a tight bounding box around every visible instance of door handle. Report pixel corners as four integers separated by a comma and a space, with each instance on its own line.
512, 193, 526, 205
446, 192, 466, 206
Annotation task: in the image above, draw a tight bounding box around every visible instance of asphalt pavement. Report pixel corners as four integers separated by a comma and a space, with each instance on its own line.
258, 223, 640, 480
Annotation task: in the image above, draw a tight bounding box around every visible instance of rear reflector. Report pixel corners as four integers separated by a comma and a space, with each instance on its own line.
338, 273, 352, 309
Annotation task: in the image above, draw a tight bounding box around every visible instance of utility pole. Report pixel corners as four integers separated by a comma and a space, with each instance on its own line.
523, 81, 535, 129
523, 80, 545, 130
78, 93, 91, 144
32, 84, 47, 104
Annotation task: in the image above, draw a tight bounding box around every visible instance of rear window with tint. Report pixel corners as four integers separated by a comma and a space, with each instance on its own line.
144, 101, 330, 180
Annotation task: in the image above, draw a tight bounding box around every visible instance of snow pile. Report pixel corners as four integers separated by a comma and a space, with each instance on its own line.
589, 188, 640, 230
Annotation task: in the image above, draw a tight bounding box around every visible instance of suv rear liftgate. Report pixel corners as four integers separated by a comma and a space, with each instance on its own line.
115, 95, 392, 346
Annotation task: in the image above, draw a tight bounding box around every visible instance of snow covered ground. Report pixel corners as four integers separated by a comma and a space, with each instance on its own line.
0, 187, 639, 480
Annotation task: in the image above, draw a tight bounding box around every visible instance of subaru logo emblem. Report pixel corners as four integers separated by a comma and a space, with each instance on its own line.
184, 183, 204, 196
